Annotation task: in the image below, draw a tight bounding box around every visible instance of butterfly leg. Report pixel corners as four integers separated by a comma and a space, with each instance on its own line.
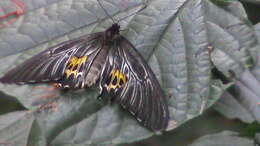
96, 84, 115, 104
97, 84, 105, 100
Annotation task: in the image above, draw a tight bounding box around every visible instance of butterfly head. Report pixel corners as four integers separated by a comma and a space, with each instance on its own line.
105, 23, 120, 41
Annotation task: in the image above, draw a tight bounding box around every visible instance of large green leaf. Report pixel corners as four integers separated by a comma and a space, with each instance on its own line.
0, 0, 257, 145
0, 111, 46, 146
205, 1, 256, 77
189, 131, 255, 146
214, 21, 260, 124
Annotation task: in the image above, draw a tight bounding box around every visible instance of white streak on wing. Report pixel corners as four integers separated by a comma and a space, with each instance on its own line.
64, 85, 69, 88
54, 78, 59, 81
137, 117, 142, 122
51, 55, 67, 77
137, 83, 143, 111
28, 80, 36, 83
129, 111, 135, 115
81, 81, 85, 88
129, 81, 137, 106
38, 59, 53, 76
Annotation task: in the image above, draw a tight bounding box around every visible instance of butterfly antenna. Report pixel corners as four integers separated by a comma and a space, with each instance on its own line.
97, 0, 116, 24
117, 3, 147, 23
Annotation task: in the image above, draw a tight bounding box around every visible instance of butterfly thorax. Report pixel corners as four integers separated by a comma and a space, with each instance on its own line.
104, 23, 120, 42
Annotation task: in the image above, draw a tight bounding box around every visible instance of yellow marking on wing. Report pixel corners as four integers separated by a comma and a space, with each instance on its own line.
65, 56, 88, 79
108, 69, 127, 89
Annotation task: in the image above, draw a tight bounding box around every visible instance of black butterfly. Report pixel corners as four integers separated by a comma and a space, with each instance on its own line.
0, 7, 169, 131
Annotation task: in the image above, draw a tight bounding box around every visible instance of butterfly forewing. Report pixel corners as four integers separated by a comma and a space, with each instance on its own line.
0, 33, 105, 89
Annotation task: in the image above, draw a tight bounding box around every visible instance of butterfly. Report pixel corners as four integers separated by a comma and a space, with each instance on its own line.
0, 2, 169, 131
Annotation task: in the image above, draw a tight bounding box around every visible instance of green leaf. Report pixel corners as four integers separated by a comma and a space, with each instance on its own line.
0, 0, 142, 58
220, 0, 248, 19
214, 91, 256, 123
214, 22, 260, 124
0, 111, 46, 146
189, 131, 255, 146
205, 0, 257, 77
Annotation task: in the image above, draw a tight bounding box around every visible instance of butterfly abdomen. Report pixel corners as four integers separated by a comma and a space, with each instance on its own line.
85, 47, 108, 87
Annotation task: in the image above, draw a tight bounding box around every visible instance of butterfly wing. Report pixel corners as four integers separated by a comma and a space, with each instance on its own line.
101, 36, 169, 131
0, 32, 105, 88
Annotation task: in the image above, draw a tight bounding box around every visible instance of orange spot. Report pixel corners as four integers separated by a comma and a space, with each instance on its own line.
53, 83, 62, 88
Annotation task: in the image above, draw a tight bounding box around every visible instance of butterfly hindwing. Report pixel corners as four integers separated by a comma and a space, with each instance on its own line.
102, 36, 169, 131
